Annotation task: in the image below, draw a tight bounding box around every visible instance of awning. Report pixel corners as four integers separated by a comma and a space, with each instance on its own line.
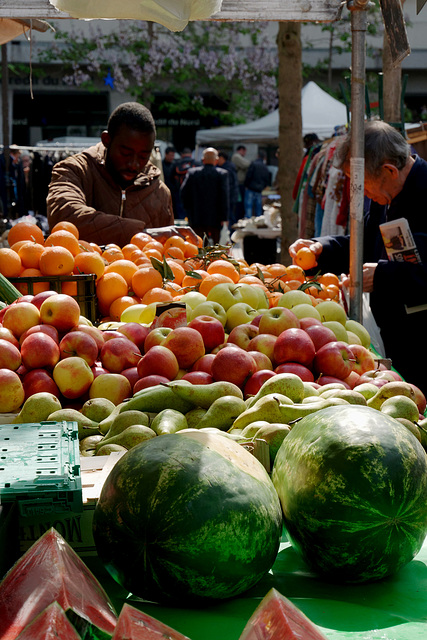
0, 18, 53, 44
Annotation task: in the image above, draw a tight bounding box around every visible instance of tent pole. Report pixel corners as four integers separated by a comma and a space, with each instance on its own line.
348, 0, 369, 323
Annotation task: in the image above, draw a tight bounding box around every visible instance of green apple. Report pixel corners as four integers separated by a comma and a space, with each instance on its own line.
180, 291, 207, 310
315, 300, 348, 326
206, 283, 246, 311
233, 283, 260, 310
190, 301, 227, 327
346, 330, 362, 346
278, 290, 313, 309
345, 319, 371, 349
225, 303, 259, 332
252, 286, 269, 310
291, 303, 322, 321
322, 320, 349, 343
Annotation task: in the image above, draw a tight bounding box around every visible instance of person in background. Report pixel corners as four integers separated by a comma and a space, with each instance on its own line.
244, 150, 271, 218
231, 144, 251, 221
0, 148, 27, 217
171, 147, 199, 220
217, 150, 239, 228
162, 145, 178, 215
180, 147, 229, 244
47, 102, 196, 245
289, 120, 427, 395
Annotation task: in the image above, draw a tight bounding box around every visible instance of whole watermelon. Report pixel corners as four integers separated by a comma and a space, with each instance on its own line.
93, 431, 283, 603
272, 405, 427, 583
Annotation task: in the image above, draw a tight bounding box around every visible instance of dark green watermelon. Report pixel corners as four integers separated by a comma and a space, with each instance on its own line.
272, 405, 427, 583
93, 431, 283, 603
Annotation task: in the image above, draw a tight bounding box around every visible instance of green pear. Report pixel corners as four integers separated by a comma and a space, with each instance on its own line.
96, 444, 128, 456
13, 392, 62, 424
254, 423, 291, 466
322, 320, 349, 343
231, 395, 284, 431
302, 382, 320, 399
318, 382, 348, 395
250, 373, 305, 405
278, 397, 349, 425
168, 380, 243, 409
97, 403, 124, 435
104, 410, 149, 440
345, 319, 371, 349
395, 418, 422, 442
185, 407, 208, 429
196, 396, 247, 431
80, 397, 116, 423
80, 435, 104, 457
367, 381, 417, 411
240, 421, 271, 438
151, 409, 188, 436
99, 425, 157, 450
119, 384, 194, 414
47, 408, 100, 439
380, 395, 420, 422
353, 382, 380, 401
320, 389, 367, 405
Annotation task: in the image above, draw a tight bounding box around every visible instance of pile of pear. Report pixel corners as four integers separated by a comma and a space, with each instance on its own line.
12, 372, 427, 468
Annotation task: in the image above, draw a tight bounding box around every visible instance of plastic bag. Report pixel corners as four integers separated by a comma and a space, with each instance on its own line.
362, 292, 386, 357
219, 222, 231, 246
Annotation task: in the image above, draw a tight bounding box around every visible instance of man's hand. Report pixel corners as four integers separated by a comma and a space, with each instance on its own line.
341, 263, 377, 293
289, 238, 323, 262
146, 225, 199, 245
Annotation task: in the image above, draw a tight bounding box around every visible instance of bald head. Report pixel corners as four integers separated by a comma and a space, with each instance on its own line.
202, 147, 219, 165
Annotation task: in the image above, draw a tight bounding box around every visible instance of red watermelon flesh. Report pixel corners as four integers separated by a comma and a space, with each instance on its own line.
16, 602, 82, 640
0, 527, 117, 640
239, 588, 329, 640
112, 603, 191, 640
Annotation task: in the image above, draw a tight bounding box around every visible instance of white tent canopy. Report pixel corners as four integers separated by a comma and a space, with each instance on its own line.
195, 82, 348, 146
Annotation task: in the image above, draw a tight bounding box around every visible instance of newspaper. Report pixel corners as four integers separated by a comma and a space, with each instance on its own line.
379, 217, 426, 314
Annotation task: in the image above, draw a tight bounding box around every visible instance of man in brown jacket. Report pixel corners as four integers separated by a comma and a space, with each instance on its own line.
47, 102, 194, 246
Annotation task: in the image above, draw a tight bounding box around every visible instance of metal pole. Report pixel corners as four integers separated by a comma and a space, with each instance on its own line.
348, 1, 369, 322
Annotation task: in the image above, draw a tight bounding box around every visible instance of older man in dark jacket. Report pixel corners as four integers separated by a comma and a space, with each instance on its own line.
180, 147, 229, 244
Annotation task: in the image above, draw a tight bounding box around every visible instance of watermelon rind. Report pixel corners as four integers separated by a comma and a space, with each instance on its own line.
272, 405, 427, 583
93, 431, 283, 603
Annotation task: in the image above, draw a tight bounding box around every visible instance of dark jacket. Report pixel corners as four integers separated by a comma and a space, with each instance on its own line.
47, 142, 173, 245
0, 153, 27, 217
180, 164, 230, 228
244, 158, 271, 193
313, 155, 427, 393
221, 160, 239, 207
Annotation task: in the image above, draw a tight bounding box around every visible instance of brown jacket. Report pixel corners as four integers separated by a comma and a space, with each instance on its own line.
47, 143, 174, 245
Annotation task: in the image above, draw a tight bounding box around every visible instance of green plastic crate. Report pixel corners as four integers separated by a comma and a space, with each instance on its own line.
0, 421, 82, 517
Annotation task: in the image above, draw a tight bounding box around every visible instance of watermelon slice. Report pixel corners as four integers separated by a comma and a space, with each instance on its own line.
16, 602, 82, 640
112, 603, 192, 640
239, 588, 329, 640
0, 527, 117, 640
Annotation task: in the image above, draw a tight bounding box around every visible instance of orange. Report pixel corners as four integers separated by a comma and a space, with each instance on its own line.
199, 273, 234, 296
90, 242, 103, 255
267, 263, 288, 279
74, 251, 106, 280
164, 281, 182, 295
282, 264, 305, 284
45, 230, 80, 256
326, 284, 340, 301
181, 270, 208, 288
141, 287, 173, 305
109, 295, 139, 322
102, 247, 124, 263
0, 247, 22, 277
96, 272, 129, 316
121, 243, 140, 260
238, 275, 263, 286
39, 246, 75, 276
61, 280, 78, 296
166, 260, 186, 285
134, 256, 152, 267
77, 240, 96, 253
7, 221, 44, 247
286, 279, 305, 291
318, 272, 340, 288
104, 259, 138, 287
164, 246, 185, 261
182, 241, 199, 259
131, 266, 163, 299
143, 240, 164, 255
130, 232, 152, 250
143, 248, 163, 262
129, 248, 146, 263
163, 235, 186, 251
267, 291, 284, 308
16, 268, 50, 295
294, 247, 318, 271
17, 242, 45, 270
207, 259, 240, 284
10, 240, 32, 254
50, 221, 79, 239
104, 243, 122, 252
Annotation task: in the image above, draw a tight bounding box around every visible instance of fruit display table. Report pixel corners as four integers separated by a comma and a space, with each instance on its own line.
86, 533, 427, 640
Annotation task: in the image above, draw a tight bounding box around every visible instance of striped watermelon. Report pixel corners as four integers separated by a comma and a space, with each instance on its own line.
93, 431, 283, 603
272, 405, 427, 583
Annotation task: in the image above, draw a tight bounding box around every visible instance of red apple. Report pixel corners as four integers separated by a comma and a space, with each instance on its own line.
21, 333, 60, 370
408, 384, 427, 414
19, 323, 59, 345
303, 323, 337, 351
348, 344, 376, 376
360, 369, 400, 383
59, 331, 98, 366
53, 356, 94, 399
258, 306, 300, 336
70, 324, 105, 353
16, 294, 34, 304
2, 302, 40, 338
120, 366, 140, 389
249, 314, 264, 328
144, 327, 173, 352
247, 333, 277, 365
133, 375, 171, 393
88, 372, 131, 404
316, 374, 351, 389
162, 327, 205, 370
273, 328, 316, 368
137, 345, 179, 381
274, 362, 314, 382
100, 337, 142, 373
181, 371, 214, 384
357, 374, 389, 389
91, 363, 110, 379
247, 350, 273, 371
0, 338, 21, 371
117, 322, 150, 351
150, 306, 187, 331
0, 369, 25, 412
22, 368, 60, 400
313, 341, 355, 380
243, 369, 276, 398
190, 353, 216, 375
299, 317, 322, 330
0, 327, 20, 349
211, 346, 257, 387
101, 330, 128, 342
342, 370, 362, 389
188, 315, 226, 352
31, 290, 59, 310
39, 294, 80, 332
226, 323, 259, 351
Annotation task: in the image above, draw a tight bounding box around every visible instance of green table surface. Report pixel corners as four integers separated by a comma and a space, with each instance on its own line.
86, 535, 427, 640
